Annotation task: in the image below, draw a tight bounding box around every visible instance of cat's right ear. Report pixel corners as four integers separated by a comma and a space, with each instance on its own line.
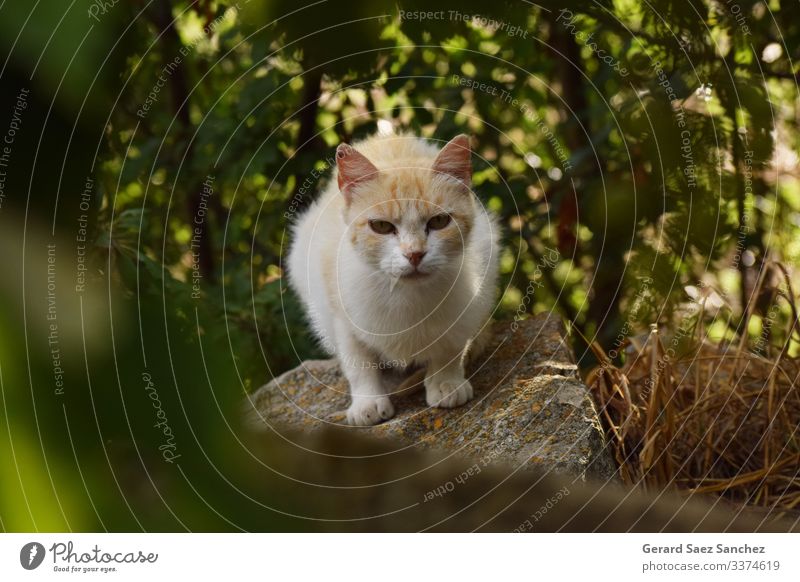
336, 143, 379, 204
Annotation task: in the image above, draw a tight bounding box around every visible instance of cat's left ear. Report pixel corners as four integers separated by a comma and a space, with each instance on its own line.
431, 134, 472, 189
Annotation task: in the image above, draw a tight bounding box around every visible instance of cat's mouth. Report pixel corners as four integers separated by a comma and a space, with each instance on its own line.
398, 270, 430, 280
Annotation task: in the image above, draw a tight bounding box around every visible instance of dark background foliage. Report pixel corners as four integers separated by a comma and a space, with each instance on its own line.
1, 0, 798, 530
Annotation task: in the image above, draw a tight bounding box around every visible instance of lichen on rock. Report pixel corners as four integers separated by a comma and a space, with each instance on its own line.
246, 313, 616, 481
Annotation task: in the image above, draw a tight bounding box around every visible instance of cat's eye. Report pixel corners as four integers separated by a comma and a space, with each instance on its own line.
426, 214, 451, 231
368, 219, 396, 235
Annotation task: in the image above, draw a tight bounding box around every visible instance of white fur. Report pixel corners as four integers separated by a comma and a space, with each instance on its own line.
287, 135, 499, 425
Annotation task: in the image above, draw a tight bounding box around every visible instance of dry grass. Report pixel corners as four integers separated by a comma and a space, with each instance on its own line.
584, 264, 800, 518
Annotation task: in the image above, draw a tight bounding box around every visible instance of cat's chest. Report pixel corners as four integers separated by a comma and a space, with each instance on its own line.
343, 282, 468, 353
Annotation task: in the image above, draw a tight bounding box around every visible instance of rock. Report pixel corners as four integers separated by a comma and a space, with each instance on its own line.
245, 313, 617, 481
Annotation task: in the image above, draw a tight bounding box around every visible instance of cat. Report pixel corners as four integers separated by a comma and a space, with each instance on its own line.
287, 133, 499, 425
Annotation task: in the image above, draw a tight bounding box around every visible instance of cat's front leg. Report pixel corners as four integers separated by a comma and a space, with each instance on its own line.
335, 325, 395, 426
343, 357, 395, 426
424, 351, 474, 408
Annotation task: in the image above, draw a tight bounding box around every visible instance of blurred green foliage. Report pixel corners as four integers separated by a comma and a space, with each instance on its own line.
1, 0, 799, 531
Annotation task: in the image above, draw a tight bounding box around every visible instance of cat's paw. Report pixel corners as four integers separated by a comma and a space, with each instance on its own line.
425, 378, 474, 408
346, 395, 395, 426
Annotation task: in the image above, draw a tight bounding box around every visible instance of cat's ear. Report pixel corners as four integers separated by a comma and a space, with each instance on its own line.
336, 143, 379, 203
431, 134, 472, 188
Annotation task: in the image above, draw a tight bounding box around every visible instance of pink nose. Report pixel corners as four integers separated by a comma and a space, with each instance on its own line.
406, 251, 426, 267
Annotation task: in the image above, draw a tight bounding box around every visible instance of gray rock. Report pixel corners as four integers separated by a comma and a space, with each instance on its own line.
245, 313, 617, 481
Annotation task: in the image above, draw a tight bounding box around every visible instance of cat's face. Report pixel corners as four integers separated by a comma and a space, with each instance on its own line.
337, 135, 475, 281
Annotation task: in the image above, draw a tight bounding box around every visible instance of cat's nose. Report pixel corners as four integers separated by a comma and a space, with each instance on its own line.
405, 251, 426, 267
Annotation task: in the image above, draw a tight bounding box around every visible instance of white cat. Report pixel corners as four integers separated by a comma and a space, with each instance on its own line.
287, 133, 499, 425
